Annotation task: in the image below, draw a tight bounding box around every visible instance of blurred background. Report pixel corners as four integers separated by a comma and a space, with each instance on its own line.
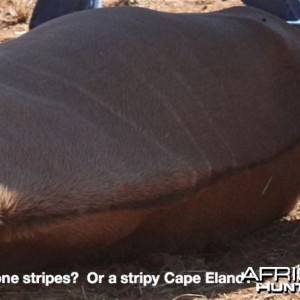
0, 0, 243, 42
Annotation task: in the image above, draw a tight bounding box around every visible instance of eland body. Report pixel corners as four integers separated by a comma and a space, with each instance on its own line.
0, 7, 299, 270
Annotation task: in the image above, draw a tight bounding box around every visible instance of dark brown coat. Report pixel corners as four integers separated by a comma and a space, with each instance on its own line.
0, 6, 299, 270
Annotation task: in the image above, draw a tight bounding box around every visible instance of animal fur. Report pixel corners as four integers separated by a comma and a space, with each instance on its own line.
0, 6, 299, 271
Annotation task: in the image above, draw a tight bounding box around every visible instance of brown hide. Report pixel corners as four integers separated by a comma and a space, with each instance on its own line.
0, 7, 299, 270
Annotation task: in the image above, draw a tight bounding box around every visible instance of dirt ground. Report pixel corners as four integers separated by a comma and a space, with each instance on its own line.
0, 0, 245, 42
1, 1, 300, 300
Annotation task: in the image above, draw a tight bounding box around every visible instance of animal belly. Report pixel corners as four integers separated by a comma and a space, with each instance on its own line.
0, 142, 299, 272
134, 141, 300, 249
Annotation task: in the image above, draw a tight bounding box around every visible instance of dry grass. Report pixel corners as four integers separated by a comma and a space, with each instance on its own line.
0, 0, 35, 24
1, 202, 300, 299
10, 0, 35, 23
0, 0, 35, 41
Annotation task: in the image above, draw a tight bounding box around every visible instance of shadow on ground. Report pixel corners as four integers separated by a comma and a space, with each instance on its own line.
0, 214, 300, 299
